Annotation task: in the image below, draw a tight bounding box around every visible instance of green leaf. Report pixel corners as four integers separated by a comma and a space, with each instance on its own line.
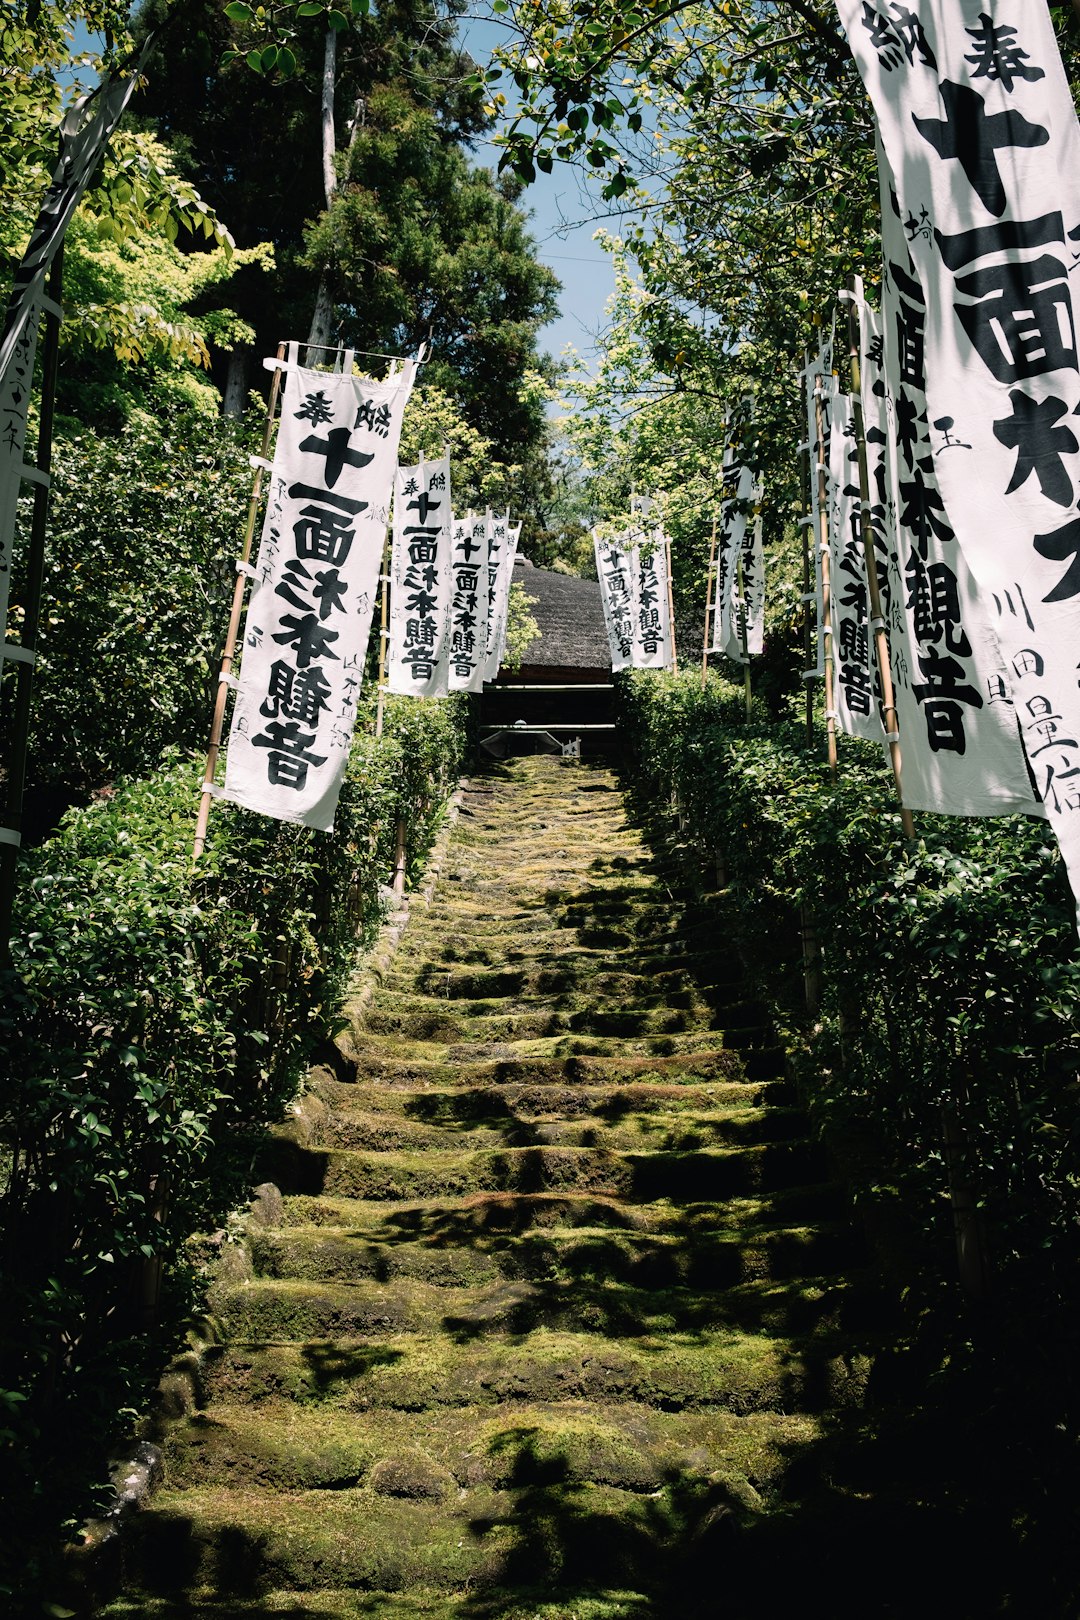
327, 8, 349, 28
224, 1, 254, 18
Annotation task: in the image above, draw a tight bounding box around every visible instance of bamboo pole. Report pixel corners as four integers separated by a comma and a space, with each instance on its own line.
376, 441, 416, 740
663, 520, 678, 676
701, 511, 717, 691
0, 248, 64, 964
798, 420, 816, 748
193, 341, 287, 860
812, 373, 839, 780
737, 549, 752, 722
844, 283, 915, 839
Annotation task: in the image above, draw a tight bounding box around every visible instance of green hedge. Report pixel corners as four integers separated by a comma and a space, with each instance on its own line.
0, 692, 470, 1582
619, 670, 1080, 1289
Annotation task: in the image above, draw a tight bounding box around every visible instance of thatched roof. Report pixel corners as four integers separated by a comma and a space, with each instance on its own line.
512, 556, 610, 676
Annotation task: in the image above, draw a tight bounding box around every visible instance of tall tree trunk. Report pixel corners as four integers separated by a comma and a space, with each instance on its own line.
221, 345, 250, 417
308, 28, 339, 353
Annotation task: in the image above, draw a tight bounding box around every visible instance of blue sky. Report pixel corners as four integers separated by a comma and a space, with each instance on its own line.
455, 9, 619, 375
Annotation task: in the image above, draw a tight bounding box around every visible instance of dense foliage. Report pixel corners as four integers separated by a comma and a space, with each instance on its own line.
620, 670, 1080, 1295
0, 692, 469, 1599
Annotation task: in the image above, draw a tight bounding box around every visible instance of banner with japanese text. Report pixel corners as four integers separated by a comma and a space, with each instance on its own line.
712, 458, 754, 659
801, 350, 832, 678
446, 510, 490, 692
836, 0, 1077, 885
483, 518, 522, 682
864, 215, 1042, 817
595, 530, 635, 672
480, 511, 510, 679
828, 386, 885, 742
222, 357, 415, 829
739, 482, 765, 658
387, 455, 452, 698
632, 529, 675, 670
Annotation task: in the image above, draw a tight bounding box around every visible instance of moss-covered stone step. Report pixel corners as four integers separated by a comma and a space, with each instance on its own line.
313, 1102, 812, 1156
160, 1400, 820, 1495
342, 1028, 778, 1070
341, 1047, 753, 1091
250, 1217, 858, 1291
396, 962, 737, 1003
213, 1269, 859, 1344
358, 999, 749, 1045
260, 1139, 829, 1203
120, 1463, 799, 1597
200, 1324, 870, 1416
102, 1590, 654, 1620
309, 1075, 795, 1125
273, 1180, 851, 1239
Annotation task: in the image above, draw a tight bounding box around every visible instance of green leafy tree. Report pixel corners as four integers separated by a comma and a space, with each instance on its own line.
134, 0, 559, 476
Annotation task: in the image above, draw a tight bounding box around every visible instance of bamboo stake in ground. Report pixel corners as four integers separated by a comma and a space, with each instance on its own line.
812, 374, 839, 780
376, 436, 419, 740
737, 548, 752, 721
663, 522, 678, 675
798, 411, 816, 748
701, 511, 717, 691
0, 250, 64, 964
374, 529, 391, 740
844, 285, 915, 840
193, 342, 287, 861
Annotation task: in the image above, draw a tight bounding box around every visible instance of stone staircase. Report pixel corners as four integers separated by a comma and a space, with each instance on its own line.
105, 758, 874, 1619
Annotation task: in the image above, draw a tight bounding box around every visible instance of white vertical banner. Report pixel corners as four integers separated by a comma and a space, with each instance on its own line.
481, 510, 509, 677
631, 531, 675, 670
446, 510, 489, 692
739, 483, 766, 658
836, 0, 1079, 889
866, 212, 1042, 817
0, 46, 151, 669
712, 460, 754, 657
594, 529, 635, 672
802, 350, 833, 678
483, 518, 521, 682
828, 385, 885, 742
387, 455, 452, 697
222, 357, 415, 830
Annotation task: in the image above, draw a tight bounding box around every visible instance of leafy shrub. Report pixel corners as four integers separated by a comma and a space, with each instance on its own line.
0, 693, 469, 1588
11, 410, 255, 800
619, 669, 1080, 1288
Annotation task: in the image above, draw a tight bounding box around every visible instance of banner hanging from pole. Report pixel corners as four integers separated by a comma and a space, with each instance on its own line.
595, 529, 635, 672
222, 355, 416, 830
447, 510, 489, 692
860, 232, 1042, 818
631, 527, 675, 670
387, 455, 452, 697
827, 383, 885, 743
483, 518, 521, 683
712, 457, 754, 659
801, 349, 833, 679
738, 483, 765, 658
